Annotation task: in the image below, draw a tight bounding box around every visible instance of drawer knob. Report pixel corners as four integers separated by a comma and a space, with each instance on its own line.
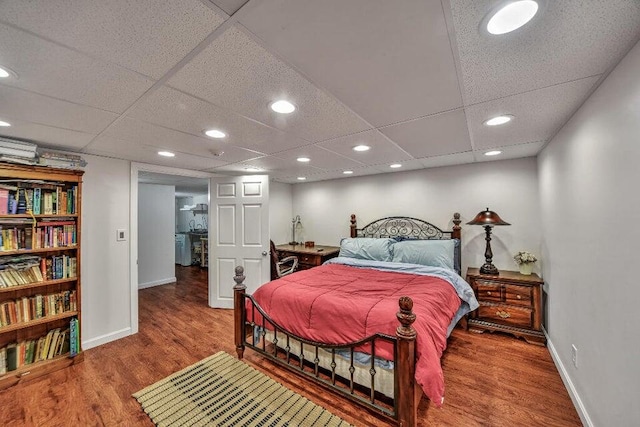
516, 295, 522, 299
496, 310, 510, 319
487, 291, 492, 296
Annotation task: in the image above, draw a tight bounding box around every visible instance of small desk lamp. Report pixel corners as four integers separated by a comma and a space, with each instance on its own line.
467, 208, 510, 275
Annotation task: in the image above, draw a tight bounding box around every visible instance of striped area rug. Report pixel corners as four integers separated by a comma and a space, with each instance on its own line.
133, 351, 352, 427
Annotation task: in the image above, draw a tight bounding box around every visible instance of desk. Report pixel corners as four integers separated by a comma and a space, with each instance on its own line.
276, 244, 340, 270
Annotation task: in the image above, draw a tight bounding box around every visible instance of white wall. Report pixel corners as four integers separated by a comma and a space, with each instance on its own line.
292, 158, 541, 275
80, 154, 131, 349
269, 181, 293, 244
538, 40, 640, 426
138, 184, 176, 289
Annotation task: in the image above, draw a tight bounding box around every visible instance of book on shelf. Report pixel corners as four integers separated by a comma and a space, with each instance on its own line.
6, 342, 17, 371
69, 317, 78, 357
0, 189, 8, 215
0, 346, 5, 375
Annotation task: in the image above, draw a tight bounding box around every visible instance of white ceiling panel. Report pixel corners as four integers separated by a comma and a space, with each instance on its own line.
275, 145, 364, 171
418, 152, 475, 169
372, 159, 428, 174
210, 0, 248, 16
100, 117, 262, 164
127, 86, 308, 154
168, 26, 371, 142
0, 0, 224, 79
0, 118, 95, 149
211, 155, 325, 175
0, 84, 117, 134
380, 109, 473, 158
451, 0, 640, 104
239, 0, 463, 127
316, 129, 412, 166
0, 23, 154, 113
473, 141, 547, 162
466, 76, 601, 150
87, 135, 229, 170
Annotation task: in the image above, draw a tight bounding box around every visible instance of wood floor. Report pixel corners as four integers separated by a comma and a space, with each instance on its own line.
0, 266, 582, 426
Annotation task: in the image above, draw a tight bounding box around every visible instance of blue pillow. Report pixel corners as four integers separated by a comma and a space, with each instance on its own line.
391, 239, 455, 270
339, 238, 394, 262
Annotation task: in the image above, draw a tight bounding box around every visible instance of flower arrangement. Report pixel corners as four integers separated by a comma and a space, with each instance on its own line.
513, 251, 537, 265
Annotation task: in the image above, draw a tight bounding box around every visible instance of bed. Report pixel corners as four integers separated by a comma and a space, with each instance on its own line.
233, 213, 478, 426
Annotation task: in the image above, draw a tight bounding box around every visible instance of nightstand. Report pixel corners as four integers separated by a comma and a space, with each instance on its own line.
466, 267, 546, 346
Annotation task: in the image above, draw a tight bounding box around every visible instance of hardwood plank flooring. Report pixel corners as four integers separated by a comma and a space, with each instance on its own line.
0, 266, 582, 426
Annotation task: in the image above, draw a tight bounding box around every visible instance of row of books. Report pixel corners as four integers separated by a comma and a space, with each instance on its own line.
0, 222, 77, 251
0, 290, 77, 328
0, 255, 77, 289
0, 319, 79, 375
0, 185, 78, 215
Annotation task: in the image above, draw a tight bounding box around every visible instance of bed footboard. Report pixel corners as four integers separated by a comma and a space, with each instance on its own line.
233, 266, 420, 426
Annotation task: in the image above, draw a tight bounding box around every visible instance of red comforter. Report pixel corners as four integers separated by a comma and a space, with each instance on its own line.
249, 263, 461, 406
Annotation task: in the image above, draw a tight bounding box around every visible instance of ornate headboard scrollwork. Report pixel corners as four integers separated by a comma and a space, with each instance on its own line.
350, 213, 462, 274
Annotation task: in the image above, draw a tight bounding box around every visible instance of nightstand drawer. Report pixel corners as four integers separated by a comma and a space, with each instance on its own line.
475, 281, 502, 303
299, 254, 320, 265
476, 304, 532, 329
504, 284, 532, 307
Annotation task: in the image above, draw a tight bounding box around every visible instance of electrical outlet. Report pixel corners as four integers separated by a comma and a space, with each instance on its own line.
116, 229, 126, 241
571, 344, 578, 368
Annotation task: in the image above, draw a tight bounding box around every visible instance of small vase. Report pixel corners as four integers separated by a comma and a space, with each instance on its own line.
519, 263, 533, 275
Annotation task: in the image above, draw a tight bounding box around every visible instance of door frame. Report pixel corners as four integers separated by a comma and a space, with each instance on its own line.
130, 162, 214, 334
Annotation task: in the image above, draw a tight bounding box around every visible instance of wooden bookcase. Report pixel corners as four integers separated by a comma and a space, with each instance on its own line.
0, 163, 84, 390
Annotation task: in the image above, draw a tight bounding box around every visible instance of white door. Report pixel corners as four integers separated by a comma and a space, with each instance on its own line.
209, 175, 269, 308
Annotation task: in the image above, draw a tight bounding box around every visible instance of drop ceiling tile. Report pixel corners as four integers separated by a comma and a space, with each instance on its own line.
127, 86, 308, 154
418, 152, 475, 169
239, 0, 463, 126
466, 76, 600, 150
102, 117, 262, 164
450, 0, 640, 104
212, 155, 325, 175
275, 145, 364, 171
372, 159, 427, 173
0, 0, 224, 79
379, 109, 472, 158
0, 24, 154, 113
274, 166, 388, 184
0, 84, 117, 134
0, 119, 95, 149
473, 141, 546, 162
87, 135, 229, 170
316, 130, 412, 165
211, 0, 248, 16
168, 26, 371, 142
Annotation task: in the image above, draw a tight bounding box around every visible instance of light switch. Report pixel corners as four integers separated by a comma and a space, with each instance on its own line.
117, 229, 126, 241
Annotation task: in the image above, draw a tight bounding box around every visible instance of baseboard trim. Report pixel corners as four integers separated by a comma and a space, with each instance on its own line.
82, 327, 132, 350
138, 277, 176, 289
545, 328, 593, 427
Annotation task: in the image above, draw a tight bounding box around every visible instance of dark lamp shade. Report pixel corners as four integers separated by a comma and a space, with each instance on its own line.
467, 208, 510, 226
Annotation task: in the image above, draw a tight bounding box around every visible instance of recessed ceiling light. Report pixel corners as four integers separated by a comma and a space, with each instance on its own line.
270, 100, 296, 114
0, 121, 11, 127
0, 66, 17, 79
486, 1, 539, 35
297, 157, 310, 163
353, 145, 370, 152
245, 167, 261, 172
484, 115, 514, 126
158, 151, 175, 157
343, 170, 353, 175
204, 129, 226, 138
485, 150, 502, 156
297, 177, 306, 181
390, 163, 402, 169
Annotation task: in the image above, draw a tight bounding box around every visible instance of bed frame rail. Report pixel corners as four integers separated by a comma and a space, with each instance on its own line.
233, 266, 419, 426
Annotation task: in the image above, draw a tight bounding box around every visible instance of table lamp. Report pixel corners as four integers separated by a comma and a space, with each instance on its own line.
467, 208, 510, 275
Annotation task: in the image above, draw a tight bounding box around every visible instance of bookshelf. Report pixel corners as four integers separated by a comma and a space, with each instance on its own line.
0, 163, 84, 390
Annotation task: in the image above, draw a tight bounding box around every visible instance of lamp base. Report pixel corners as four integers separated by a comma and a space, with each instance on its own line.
479, 263, 499, 275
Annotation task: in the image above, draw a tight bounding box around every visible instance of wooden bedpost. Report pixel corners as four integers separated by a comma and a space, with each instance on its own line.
452, 212, 461, 240
396, 296, 419, 427
350, 214, 357, 238
233, 266, 246, 360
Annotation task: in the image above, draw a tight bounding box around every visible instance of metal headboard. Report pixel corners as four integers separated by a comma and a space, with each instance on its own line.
350, 213, 462, 274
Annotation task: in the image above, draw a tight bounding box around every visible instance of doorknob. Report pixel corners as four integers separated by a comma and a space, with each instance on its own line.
262, 251, 268, 256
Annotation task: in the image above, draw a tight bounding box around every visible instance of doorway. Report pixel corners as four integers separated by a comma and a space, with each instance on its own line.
130, 163, 212, 335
